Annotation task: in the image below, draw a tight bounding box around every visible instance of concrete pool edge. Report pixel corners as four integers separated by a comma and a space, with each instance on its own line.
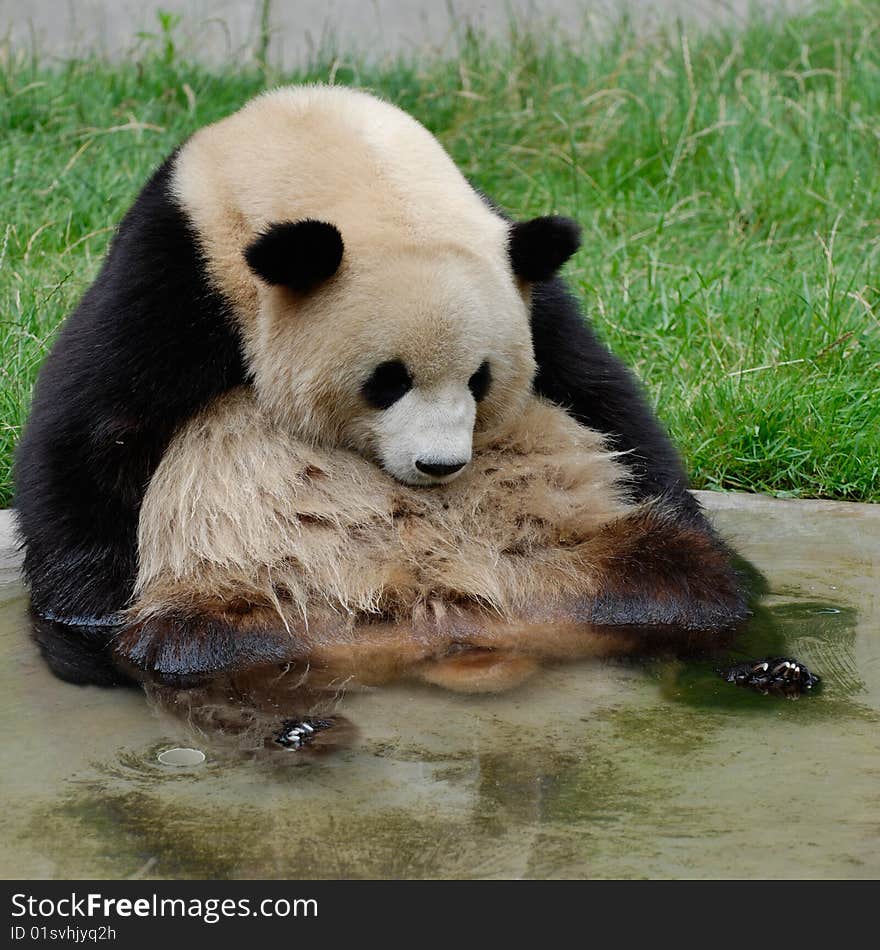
691, 489, 880, 518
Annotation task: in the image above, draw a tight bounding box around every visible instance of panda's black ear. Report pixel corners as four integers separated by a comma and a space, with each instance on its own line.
508, 215, 581, 282
245, 220, 344, 291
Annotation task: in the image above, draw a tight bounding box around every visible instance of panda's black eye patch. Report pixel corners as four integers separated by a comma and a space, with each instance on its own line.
468, 361, 492, 402
362, 360, 412, 410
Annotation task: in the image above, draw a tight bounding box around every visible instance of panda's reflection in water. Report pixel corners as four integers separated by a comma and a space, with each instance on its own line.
31, 607, 744, 761
19, 86, 763, 750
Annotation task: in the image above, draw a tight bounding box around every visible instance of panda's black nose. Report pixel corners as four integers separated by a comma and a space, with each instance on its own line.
415, 459, 467, 477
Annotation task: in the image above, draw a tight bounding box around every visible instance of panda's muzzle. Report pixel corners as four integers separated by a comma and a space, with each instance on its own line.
373, 383, 475, 486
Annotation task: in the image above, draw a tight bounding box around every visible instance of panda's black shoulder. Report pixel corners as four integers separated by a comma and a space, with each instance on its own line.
14, 147, 248, 619
472, 188, 686, 495
22, 148, 245, 421
528, 276, 691, 502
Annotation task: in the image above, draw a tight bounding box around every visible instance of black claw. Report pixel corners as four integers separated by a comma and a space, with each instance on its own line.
274, 716, 335, 750
719, 656, 820, 697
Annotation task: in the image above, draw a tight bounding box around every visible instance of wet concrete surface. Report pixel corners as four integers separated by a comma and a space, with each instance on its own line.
0, 1, 817, 66
0, 491, 877, 879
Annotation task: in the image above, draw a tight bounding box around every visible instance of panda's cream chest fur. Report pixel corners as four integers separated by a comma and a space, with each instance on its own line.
131, 387, 632, 649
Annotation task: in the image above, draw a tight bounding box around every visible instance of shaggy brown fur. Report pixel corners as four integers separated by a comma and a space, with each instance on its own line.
114, 388, 745, 686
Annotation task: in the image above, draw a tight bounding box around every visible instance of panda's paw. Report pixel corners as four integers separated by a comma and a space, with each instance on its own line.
719, 656, 820, 697
274, 716, 337, 751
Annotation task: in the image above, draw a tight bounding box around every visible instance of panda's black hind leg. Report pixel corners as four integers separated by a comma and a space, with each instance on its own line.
582, 501, 750, 638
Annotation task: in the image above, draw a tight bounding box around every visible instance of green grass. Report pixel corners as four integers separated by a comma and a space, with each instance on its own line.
1, 1, 878, 505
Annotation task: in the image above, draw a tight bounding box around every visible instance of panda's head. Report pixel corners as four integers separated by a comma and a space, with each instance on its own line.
244, 215, 580, 486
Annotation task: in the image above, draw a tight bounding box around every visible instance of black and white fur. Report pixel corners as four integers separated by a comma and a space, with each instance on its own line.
14, 86, 743, 679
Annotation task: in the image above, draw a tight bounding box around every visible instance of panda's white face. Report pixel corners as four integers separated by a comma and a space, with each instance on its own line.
174, 84, 581, 488
250, 245, 536, 487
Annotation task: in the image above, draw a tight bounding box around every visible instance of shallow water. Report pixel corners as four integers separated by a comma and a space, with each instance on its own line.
1, 493, 878, 879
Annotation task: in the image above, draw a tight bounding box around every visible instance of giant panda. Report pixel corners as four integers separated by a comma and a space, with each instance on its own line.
15, 85, 748, 705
